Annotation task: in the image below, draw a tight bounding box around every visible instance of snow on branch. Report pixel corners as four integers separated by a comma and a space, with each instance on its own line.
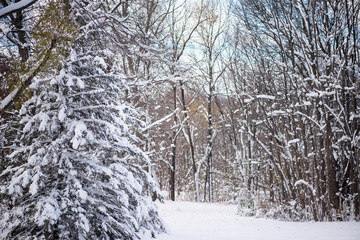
294, 180, 316, 196
142, 108, 179, 132
0, 88, 19, 110
0, 38, 57, 111
0, 0, 38, 18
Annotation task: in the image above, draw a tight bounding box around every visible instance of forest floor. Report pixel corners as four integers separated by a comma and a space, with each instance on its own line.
153, 201, 360, 240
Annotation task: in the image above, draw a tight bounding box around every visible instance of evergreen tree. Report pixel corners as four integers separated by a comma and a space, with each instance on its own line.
0, 1, 165, 239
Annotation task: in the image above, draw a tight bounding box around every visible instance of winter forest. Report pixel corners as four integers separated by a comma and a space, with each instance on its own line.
0, 0, 359, 239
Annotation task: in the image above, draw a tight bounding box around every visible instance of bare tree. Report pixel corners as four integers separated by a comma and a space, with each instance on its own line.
230, 0, 360, 220
193, 0, 228, 202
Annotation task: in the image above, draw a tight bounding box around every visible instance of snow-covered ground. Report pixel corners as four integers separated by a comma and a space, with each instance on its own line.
154, 201, 360, 240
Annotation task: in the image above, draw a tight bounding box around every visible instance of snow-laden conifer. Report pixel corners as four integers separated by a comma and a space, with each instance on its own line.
0, 1, 164, 239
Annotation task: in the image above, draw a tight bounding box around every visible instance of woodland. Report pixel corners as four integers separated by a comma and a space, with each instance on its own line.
0, 0, 359, 239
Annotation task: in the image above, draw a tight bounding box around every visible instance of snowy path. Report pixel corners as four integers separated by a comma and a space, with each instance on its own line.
154, 201, 360, 240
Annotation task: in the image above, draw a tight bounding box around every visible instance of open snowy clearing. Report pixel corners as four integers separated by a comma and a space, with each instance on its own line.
153, 201, 360, 240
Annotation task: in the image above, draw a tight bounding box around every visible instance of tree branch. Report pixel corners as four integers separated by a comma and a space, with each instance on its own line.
0, 0, 38, 18
0, 38, 57, 111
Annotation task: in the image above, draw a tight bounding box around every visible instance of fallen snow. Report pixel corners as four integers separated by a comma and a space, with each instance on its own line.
153, 201, 360, 240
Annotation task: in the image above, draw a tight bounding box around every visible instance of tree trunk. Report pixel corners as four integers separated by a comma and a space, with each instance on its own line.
207, 75, 213, 203
179, 81, 199, 202
324, 113, 339, 218
170, 85, 178, 201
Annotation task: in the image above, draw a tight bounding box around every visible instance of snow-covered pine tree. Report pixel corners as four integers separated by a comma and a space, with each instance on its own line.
0, 1, 165, 239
